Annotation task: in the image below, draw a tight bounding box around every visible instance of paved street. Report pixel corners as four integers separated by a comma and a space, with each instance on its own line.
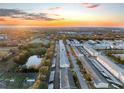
54, 41, 60, 89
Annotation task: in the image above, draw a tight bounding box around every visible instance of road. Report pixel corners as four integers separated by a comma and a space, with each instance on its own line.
66, 45, 89, 89
54, 41, 60, 89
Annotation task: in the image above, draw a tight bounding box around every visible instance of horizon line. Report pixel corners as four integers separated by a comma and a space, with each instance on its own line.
0, 25, 124, 28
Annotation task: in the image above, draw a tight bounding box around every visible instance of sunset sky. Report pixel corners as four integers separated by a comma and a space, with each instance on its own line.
0, 3, 124, 27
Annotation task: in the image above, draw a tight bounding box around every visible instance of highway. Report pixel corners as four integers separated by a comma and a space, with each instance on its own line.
48, 51, 56, 89
66, 45, 89, 89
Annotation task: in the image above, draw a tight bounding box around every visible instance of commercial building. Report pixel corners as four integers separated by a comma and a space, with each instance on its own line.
83, 43, 99, 57
79, 56, 109, 88
60, 68, 70, 89
83, 43, 124, 84
96, 55, 124, 84
71, 40, 109, 88
59, 40, 70, 89
0, 34, 8, 40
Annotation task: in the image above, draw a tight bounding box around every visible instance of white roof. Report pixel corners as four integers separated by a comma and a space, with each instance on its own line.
26, 55, 41, 68
26, 79, 35, 82
59, 40, 70, 68
48, 83, 54, 89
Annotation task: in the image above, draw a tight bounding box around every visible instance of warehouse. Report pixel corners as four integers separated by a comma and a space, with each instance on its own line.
90, 40, 124, 49
71, 39, 83, 46
83, 43, 99, 57
96, 55, 124, 84
91, 59, 123, 87
60, 68, 70, 89
83, 43, 124, 84
79, 56, 109, 88
59, 40, 70, 89
71, 42, 109, 88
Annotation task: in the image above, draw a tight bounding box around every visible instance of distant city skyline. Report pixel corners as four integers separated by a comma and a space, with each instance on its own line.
0, 3, 124, 27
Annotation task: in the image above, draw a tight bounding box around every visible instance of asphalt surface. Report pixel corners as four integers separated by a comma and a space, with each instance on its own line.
68, 69, 76, 89
54, 41, 60, 89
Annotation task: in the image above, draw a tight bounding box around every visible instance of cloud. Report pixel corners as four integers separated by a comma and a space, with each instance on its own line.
0, 8, 64, 21
0, 18, 5, 21
0, 9, 25, 16
51, 14, 60, 16
48, 7, 62, 10
81, 3, 100, 8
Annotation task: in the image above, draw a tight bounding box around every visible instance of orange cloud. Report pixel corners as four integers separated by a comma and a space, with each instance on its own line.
0, 16, 123, 27
0, 18, 5, 21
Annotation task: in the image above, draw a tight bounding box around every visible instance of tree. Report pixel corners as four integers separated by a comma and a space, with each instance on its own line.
46, 52, 52, 59
28, 48, 36, 55
19, 51, 28, 63
61, 34, 67, 41
13, 50, 29, 65
32, 79, 41, 89
37, 74, 46, 81
40, 47, 46, 55
41, 59, 51, 66
46, 42, 50, 48
86, 74, 92, 81
39, 66, 49, 75
45, 59, 51, 66
47, 48, 51, 53
18, 45, 28, 50
50, 41, 55, 45
13, 56, 20, 64
28, 64, 39, 70
0, 42, 7, 47
39, 58, 45, 67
